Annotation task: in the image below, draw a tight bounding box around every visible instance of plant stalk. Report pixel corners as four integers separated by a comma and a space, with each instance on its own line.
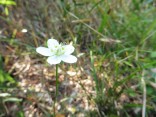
54, 64, 59, 117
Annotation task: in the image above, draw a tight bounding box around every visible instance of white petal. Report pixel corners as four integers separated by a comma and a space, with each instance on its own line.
47, 56, 61, 64
36, 47, 53, 56
63, 45, 75, 55
47, 39, 59, 49
61, 55, 77, 63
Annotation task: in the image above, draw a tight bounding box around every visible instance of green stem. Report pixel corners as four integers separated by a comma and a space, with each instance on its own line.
90, 51, 99, 93
56, 64, 59, 99
54, 64, 59, 117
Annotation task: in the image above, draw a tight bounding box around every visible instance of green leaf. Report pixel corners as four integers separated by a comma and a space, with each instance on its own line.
123, 61, 133, 67
150, 52, 156, 58
0, 0, 16, 5
0, 55, 3, 68
125, 89, 137, 97
0, 93, 11, 97
124, 103, 142, 108
0, 55, 16, 88
0, 69, 15, 84
3, 97, 22, 102
17, 111, 25, 117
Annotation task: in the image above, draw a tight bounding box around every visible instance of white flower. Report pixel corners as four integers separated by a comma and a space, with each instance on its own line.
36, 39, 77, 64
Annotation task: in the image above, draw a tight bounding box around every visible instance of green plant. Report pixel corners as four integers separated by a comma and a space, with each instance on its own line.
0, 0, 16, 16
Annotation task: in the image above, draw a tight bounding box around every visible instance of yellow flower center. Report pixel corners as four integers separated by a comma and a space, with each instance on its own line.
51, 44, 65, 56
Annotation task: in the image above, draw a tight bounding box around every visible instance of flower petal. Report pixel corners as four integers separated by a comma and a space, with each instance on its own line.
63, 45, 75, 55
61, 55, 77, 63
47, 56, 61, 64
36, 47, 52, 56
47, 39, 59, 49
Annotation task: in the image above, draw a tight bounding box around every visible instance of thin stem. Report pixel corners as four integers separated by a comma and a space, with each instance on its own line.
54, 64, 59, 117
90, 50, 99, 93
56, 64, 59, 99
